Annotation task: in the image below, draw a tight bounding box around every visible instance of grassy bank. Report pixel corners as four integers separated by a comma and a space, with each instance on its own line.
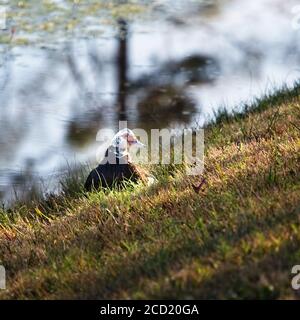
0, 84, 299, 299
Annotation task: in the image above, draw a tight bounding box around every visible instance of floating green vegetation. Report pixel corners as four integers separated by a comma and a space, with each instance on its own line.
1, 0, 150, 46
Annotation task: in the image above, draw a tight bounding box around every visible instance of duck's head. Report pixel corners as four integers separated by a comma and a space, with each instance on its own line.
109, 128, 145, 161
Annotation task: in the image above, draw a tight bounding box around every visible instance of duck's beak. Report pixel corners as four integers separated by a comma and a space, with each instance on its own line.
134, 140, 146, 148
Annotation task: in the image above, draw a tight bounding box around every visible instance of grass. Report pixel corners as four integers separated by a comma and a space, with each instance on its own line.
0, 83, 299, 299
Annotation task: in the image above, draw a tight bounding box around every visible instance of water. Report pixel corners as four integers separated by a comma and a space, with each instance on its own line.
0, 0, 300, 204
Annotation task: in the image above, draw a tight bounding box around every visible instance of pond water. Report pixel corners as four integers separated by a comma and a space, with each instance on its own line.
0, 0, 300, 204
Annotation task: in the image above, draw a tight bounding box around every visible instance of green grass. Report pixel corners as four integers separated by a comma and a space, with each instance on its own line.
0, 83, 299, 299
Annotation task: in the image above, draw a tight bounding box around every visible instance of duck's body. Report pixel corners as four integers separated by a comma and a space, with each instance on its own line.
84, 155, 141, 191
84, 129, 146, 191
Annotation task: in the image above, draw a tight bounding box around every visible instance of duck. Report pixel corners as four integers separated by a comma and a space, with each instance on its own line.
84, 128, 150, 191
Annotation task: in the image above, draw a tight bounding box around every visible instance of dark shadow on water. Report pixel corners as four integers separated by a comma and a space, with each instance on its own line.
136, 85, 197, 129
117, 18, 129, 121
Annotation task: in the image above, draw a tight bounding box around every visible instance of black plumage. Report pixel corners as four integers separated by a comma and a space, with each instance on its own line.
84, 153, 141, 191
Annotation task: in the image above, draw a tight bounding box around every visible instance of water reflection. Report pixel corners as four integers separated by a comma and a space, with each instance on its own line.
117, 18, 129, 120
0, 0, 300, 204
137, 85, 196, 129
